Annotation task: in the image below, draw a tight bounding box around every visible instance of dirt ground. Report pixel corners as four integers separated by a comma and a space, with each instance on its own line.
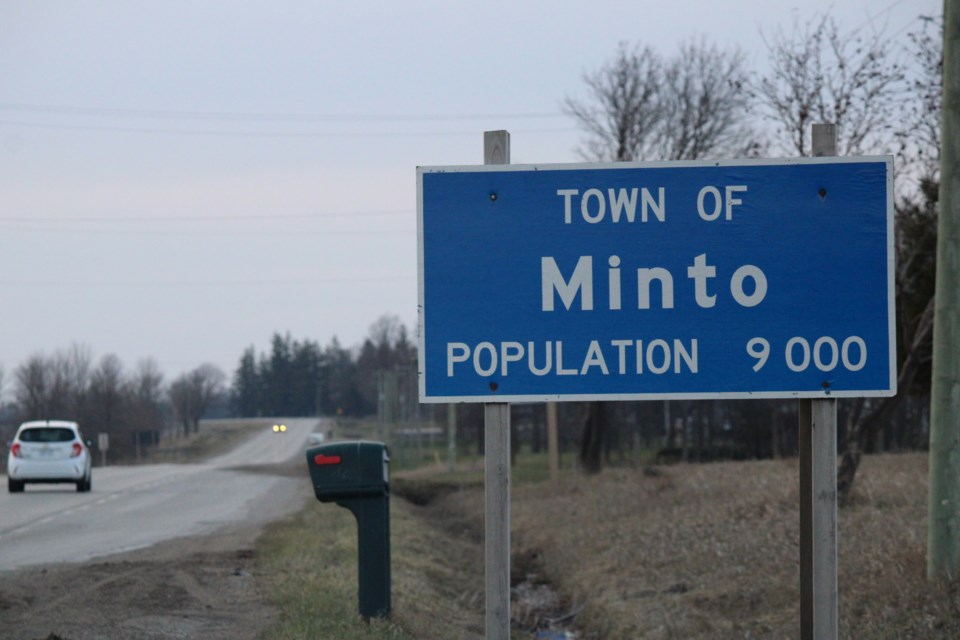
0, 513, 296, 640
0, 461, 313, 640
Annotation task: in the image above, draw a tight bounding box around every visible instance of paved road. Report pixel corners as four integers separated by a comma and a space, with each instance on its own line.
0, 418, 325, 572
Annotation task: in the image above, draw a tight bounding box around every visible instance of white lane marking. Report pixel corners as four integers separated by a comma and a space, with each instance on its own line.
0, 466, 205, 538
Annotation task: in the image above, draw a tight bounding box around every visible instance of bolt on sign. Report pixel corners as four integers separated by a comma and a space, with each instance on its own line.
417, 158, 895, 403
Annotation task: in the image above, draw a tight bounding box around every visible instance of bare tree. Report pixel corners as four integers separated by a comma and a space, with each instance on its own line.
9, 347, 174, 459
835, 14, 943, 500
897, 14, 943, 182
564, 43, 663, 161
127, 358, 166, 457
755, 13, 940, 500
564, 38, 756, 472
579, 401, 606, 473
130, 358, 165, 418
838, 181, 940, 498
14, 354, 48, 419
169, 364, 225, 436
47, 344, 93, 419
85, 354, 125, 435
167, 378, 191, 438
659, 38, 757, 160
565, 38, 756, 162
755, 13, 906, 157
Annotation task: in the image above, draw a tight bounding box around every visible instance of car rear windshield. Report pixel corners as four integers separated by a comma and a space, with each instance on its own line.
19, 427, 76, 443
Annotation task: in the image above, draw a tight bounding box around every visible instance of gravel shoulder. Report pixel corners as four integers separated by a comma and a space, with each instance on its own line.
0, 465, 311, 640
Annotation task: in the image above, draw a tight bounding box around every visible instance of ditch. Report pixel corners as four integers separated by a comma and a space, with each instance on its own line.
392, 476, 583, 639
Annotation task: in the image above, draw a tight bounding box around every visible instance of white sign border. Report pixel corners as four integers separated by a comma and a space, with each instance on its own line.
417, 156, 896, 404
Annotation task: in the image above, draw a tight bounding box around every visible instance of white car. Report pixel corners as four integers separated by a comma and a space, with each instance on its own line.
7, 420, 93, 493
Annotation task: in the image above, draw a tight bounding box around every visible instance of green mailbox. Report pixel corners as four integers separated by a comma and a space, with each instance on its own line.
306, 441, 390, 619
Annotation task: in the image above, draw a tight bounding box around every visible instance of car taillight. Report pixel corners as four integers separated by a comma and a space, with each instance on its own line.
71, 442, 83, 457
11, 443, 21, 458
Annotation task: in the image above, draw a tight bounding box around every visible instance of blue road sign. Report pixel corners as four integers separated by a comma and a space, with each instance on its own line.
417, 158, 895, 403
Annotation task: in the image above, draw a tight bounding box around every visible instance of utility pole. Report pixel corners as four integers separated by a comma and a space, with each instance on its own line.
928, 0, 960, 581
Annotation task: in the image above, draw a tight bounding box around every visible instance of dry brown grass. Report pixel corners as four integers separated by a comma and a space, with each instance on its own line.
258, 492, 488, 640
390, 495, 488, 639
261, 452, 956, 638
506, 453, 960, 639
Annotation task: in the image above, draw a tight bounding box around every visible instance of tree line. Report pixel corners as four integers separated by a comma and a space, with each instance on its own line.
231, 315, 415, 419
2, 345, 227, 459
0, 314, 416, 461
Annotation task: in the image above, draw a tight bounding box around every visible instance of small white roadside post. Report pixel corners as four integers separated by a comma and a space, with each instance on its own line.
97, 432, 109, 467
799, 123, 840, 640
483, 129, 512, 640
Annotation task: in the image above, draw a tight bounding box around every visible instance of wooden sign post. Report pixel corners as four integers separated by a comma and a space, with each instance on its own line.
799, 123, 840, 640
483, 130, 512, 640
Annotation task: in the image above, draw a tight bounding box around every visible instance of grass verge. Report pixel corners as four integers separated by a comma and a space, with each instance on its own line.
255, 450, 959, 639
256, 493, 488, 639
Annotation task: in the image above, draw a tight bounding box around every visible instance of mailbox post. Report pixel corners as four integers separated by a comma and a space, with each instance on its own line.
306, 441, 391, 620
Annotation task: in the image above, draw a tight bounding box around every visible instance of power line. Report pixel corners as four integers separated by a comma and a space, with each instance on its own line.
0, 209, 412, 223
0, 208, 417, 237
0, 103, 566, 123
0, 274, 414, 287
889, 13, 934, 40
0, 225, 414, 238
852, 0, 909, 31
0, 119, 574, 138
851, 0, 934, 40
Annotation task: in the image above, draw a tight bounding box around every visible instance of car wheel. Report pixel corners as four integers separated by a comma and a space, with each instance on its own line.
76, 475, 90, 492
8, 478, 24, 493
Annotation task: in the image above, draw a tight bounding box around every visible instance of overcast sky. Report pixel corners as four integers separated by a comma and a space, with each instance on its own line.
0, 0, 940, 386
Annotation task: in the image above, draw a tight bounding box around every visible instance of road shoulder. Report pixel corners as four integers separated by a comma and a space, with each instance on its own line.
0, 473, 311, 640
